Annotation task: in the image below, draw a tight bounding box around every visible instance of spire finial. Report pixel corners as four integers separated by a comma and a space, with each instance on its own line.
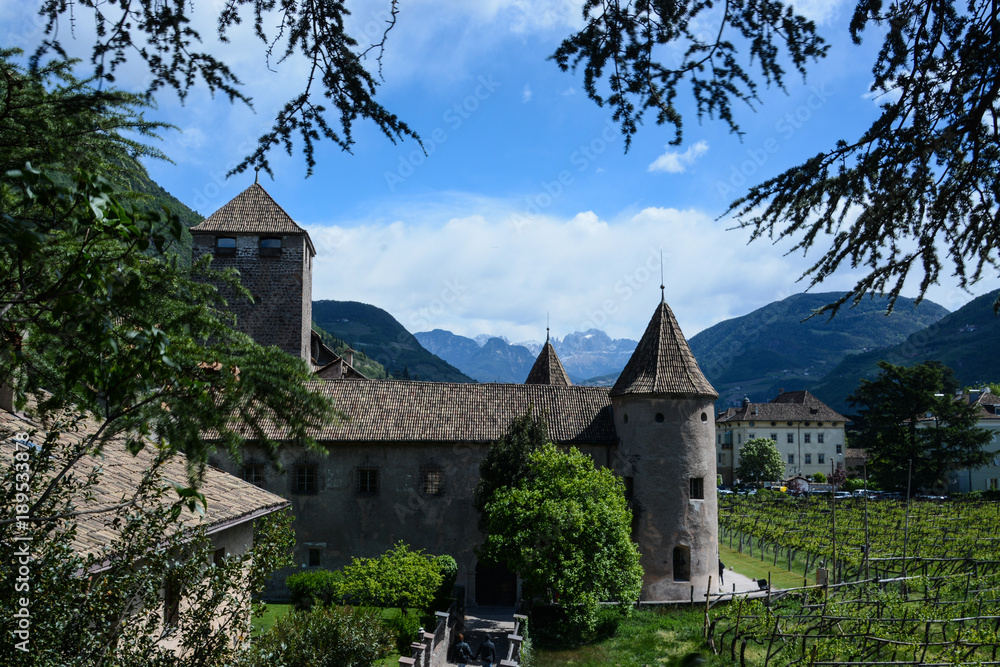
659, 249, 665, 302
254, 167, 259, 184
546, 312, 550, 343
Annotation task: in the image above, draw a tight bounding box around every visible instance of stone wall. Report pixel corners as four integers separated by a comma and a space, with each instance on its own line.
214, 440, 614, 604
192, 233, 311, 361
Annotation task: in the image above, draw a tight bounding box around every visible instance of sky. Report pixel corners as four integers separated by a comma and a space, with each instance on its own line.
5, 0, 999, 344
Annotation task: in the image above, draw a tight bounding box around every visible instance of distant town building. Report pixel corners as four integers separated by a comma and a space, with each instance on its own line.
715, 390, 848, 485
923, 389, 1000, 493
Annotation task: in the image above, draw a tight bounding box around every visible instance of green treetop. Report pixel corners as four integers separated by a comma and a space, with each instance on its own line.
736, 437, 785, 486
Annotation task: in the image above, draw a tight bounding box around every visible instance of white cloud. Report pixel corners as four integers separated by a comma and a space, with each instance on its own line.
648, 141, 709, 174
522, 84, 533, 103
303, 194, 884, 342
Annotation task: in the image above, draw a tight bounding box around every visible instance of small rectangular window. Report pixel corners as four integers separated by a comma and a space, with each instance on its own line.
623, 476, 634, 501
243, 463, 266, 489
718, 453, 723, 464
787, 433, 794, 444
422, 469, 445, 496
164, 577, 180, 628
357, 468, 379, 496
817, 433, 825, 443
989, 479, 999, 491
804, 433, 811, 443
213, 548, 226, 567
788, 454, 795, 464
259, 237, 282, 256
308, 548, 322, 567
689, 477, 704, 500
805, 454, 812, 464
836, 444, 843, 455
818, 453, 825, 464
770, 433, 777, 441
293, 464, 318, 495
215, 236, 237, 256
748, 433, 755, 439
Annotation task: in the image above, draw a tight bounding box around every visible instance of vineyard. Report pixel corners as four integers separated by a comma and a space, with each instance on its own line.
711, 493, 1000, 665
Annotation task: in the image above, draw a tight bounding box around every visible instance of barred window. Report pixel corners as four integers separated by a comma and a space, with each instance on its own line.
308, 548, 322, 567
243, 463, 266, 489
689, 477, 704, 500
356, 468, 379, 496
293, 464, 318, 495
422, 469, 445, 497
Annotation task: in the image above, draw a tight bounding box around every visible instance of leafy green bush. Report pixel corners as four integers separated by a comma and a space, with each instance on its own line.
286, 569, 343, 609
246, 605, 391, 667
432, 555, 458, 611
340, 542, 443, 612
384, 610, 423, 655
810, 472, 827, 483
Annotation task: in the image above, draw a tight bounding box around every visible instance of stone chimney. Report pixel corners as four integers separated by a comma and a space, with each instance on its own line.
344, 348, 354, 369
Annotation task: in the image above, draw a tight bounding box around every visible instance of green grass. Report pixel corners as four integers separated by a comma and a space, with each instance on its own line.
533, 608, 731, 666
720, 544, 814, 590
251, 603, 290, 636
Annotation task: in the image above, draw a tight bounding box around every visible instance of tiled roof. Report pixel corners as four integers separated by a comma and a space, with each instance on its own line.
190, 183, 309, 236
0, 407, 289, 561
524, 340, 572, 386
716, 390, 848, 423
610, 299, 717, 398
285, 380, 616, 444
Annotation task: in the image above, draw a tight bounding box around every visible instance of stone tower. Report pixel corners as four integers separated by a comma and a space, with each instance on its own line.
610, 295, 719, 600
190, 183, 315, 361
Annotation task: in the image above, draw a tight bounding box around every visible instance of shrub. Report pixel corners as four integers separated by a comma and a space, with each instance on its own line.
246, 605, 391, 667
340, 542, 442, 612
432, 555, 458, 611
384, 609, 423, 655
286, 569, 343, 609
810, 472, 827, 483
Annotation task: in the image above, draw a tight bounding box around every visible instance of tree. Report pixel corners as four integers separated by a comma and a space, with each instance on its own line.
556, 1, 1000, 315
473, 407, 550, 521
736, 437, 785, 486
848, 361, 993, 493
478, 444, 643, 638
30, 0, 417, 177
338, 542, 444, 613
245, 605, 392, 667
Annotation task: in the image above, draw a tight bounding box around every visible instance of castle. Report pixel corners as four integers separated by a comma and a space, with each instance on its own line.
193, 183, 719, 604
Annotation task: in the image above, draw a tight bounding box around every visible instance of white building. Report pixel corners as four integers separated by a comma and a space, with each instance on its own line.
716, 390, 849, 485
929, 389, 1000, 493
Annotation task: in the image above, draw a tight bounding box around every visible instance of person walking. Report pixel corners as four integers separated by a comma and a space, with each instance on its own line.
454, 633, 473, 667
719, 559, 725, 585
473, 634, 497, 667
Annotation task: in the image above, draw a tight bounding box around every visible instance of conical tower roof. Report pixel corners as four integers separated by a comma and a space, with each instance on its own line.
610, 299, 717, 398
524, 334, 572, 386
191, 182, 311, 239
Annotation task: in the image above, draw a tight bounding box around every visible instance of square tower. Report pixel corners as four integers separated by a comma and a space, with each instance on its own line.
190, 183, 315, 361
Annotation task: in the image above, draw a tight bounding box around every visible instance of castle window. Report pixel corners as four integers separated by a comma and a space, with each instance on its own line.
805, 454, 811, 465
214, 236, 237, 256
259, 237, 282, 257
421, 468, 445, 496
672, 546, 691, 582
655, 413, 665, 423
623, 476, 634, 501
308, 548, 322, 567
770, 433, 777, 441
356, 468, 379, 496
804, 433, 811, 443
818, 453, 825, 464
836, 444, 843, 455
243, 463, 266, 489
292, 464, 318, 495
748, 433, 755, 440
623, 413, 628, 424
690, 477, 704, 500
163, 576, 180, 628
701, 412, 708, 422
213, 548, 226, 567
818, 433, 825, 443
787, 433, 794, 444
788, 454, 794, 464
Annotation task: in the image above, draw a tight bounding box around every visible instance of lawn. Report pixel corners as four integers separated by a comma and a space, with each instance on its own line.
719, 544, 813, 589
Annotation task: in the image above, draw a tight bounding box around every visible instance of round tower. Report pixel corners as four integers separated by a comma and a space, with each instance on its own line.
610, 295, 719, 600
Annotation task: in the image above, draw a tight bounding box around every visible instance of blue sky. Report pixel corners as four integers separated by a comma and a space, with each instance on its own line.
5, 0, 999, 343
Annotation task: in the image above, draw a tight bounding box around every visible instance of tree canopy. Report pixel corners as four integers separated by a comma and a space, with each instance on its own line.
30, 0, 417, 178
736, 437, 785, 485
338, 542, 444, 612
556, 0, 1000, 315
478, 443, 642, 637
473, 407, 550, 522
848, 361, 993, 493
